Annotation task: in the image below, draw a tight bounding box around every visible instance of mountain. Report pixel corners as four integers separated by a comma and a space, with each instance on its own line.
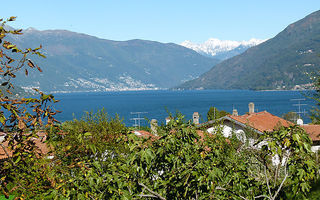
181, 38, 265, 60
0, 85, 29, 99
176, 10, 320, 90
7, 29, 219, 93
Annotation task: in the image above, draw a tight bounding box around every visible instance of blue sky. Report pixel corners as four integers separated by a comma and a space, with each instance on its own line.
1, 1, 320, 43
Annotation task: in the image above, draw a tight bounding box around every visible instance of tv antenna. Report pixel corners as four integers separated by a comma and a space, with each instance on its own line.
290, 98, 307, 118
130, 112, 147, 129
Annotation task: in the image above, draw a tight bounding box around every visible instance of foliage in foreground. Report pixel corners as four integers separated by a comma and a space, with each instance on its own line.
0, 17, 59, 198
12, 112, 312, 200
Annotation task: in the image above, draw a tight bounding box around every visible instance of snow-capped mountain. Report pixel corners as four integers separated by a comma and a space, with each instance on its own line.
181, 38, 266, 60
176, 10, 320, 90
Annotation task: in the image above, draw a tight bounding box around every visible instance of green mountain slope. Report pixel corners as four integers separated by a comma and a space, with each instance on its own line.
176, 10, 320, 90
7, 29, 219, 92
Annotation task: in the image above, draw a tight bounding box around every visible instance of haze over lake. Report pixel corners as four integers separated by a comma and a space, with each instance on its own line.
54, 90, 315, 126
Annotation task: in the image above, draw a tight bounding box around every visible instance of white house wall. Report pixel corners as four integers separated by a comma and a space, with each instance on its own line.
311, 145, 320, 153
206, 121, 246, 143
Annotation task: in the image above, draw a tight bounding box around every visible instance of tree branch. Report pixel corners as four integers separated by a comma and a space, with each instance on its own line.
254, 195, 271, 199
137, 194, 160, 198
264, 166, 272, 198
272, 166, 289, 200
215, 186, 249, 200
138, 182, 166, 200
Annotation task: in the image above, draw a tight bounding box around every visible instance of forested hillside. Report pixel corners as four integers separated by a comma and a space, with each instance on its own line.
7, 29, 219, 92
177, 10, 320, 90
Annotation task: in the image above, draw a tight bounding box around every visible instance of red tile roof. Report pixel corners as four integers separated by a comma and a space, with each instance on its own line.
227, 111, 294, 133
227, 111, 320, 142
0, 132, 50, 160
132, 130, 159, 138
301, 125, 320, 142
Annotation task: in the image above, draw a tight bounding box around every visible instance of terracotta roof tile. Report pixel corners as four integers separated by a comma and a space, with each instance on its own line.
132, 130, 160, 138
0, 132, 50, 160
301, 125, 320, 142
228, 111, 293, 133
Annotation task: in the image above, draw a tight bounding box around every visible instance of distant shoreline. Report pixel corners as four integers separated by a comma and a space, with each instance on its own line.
38, 88, 316, 95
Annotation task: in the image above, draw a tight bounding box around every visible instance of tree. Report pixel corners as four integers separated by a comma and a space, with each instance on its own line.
107, 114, 316, 199
207, 106, 229, 121
9, 110, 315, 199
281, 111, 299, 123
0, 17, 59, 198
233, 125, 316, 200
43, 109, 128, 199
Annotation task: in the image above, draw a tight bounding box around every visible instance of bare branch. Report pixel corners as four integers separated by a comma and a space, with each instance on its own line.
215, 186, 249, 200
138, 182, 166, 200
254, 195, 271, 199
137, 194, 159, 198
264, 166, 272, 197
272, 165, 289, 200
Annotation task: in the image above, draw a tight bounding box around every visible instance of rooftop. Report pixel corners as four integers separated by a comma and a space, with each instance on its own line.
227, 111, 293, 133
301, 124, 320, 142
0, 132, 49, 160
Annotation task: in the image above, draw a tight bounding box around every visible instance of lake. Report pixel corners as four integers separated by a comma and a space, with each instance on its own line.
53, 90, 316, 126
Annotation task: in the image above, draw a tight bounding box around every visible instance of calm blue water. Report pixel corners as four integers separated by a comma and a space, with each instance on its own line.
53, 90, 316, 126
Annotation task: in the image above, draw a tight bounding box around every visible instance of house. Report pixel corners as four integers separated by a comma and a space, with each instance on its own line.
301, 124, 320, 152
133, 130, 155, 138
221, 110, 293, 133
132, 119, 159, 139
201, 103, 320, 152
0, 131, 50, 160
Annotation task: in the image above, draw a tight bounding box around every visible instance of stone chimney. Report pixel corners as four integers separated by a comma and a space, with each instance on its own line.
249, 102, 255, 114
150, 119, 158, 134
232, 109, 238, 116
193, 112, 200, 124
165, 117, 172, 125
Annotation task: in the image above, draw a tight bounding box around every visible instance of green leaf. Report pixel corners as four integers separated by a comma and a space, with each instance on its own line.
14, 156, 21, 164
0, 115, 5, 124
84, 132, 92, 137
6, 44, 15, 49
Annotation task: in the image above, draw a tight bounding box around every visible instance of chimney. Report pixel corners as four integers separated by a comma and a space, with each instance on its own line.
249, 102, 255, 114
150, 119, 158, 134
165, 117, 172, 125
193, 112, 200, 124
297, 118, 303, 125
232, 109, 238, 116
